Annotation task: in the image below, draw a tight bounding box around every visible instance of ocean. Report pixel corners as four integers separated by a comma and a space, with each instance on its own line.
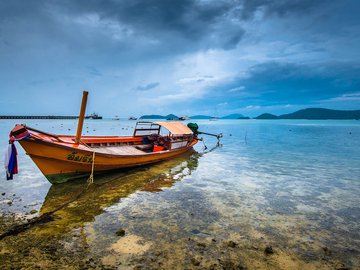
1, 119, 359, 269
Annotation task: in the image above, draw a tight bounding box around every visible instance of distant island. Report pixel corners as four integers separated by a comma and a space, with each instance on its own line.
220, 113, 250, 119
255, 108, 360, 120
140, 114, 178, 120
255, 113, 278, 119
139, 108, 360, 120
140, 113, 250, 120
189, 115, 212, 119
2, 108, 357, 121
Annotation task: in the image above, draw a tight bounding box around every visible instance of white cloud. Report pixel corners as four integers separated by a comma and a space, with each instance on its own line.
144, 87, 204, 105
242, 104, 296, 112
321, 92, 360, 102
245, 105, 261, 110
176, 75, 214, 85
228, 86, 245, 92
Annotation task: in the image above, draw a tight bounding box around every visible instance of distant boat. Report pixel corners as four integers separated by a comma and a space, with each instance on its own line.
128, 116, 137, 120
178, 116, 190, 121
86, 112, 102, 119
113, 115, 120, 120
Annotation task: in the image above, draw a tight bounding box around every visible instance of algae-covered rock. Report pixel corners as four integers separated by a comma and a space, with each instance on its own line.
264, 246, 274, 255
116, 229, 125, 237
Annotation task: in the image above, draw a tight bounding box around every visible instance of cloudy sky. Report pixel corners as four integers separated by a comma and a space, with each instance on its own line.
1, 0, 360, 117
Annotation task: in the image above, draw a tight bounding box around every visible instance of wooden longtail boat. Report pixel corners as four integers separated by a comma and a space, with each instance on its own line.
8, 92, 198, 184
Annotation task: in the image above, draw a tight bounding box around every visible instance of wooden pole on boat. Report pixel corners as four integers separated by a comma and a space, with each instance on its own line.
75, 91, 88, 144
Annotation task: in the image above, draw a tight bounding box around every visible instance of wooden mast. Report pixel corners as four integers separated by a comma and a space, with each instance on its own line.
75, 91, 88, 144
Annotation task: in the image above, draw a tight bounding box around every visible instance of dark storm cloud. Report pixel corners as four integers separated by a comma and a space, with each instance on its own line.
222, 62, 360, 106
1, 0, 360, 115
0, 0, 343, 59
196, 60, 360, 116
36, 0, 246, 51
55, 0, 231, 36
0, 0, 251, 72
239, 0, 330, 19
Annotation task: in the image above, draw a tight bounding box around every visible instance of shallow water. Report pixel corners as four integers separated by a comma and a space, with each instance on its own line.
0, 119, 359, 269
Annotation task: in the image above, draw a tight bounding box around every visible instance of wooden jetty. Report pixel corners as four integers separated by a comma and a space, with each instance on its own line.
0, 116, 78, 119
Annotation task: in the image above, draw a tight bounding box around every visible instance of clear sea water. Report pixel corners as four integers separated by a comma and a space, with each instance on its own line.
0, 119, 359, 269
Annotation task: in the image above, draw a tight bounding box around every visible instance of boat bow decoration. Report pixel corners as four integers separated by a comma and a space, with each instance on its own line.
5, 125, 31, 180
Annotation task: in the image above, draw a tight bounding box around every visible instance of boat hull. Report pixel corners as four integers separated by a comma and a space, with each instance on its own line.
19, 138, 197, 184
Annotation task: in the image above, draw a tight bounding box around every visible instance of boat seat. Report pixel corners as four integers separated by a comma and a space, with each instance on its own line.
94, 145, 146, 155
135, 144, 153, 151
79, 136, 143, 144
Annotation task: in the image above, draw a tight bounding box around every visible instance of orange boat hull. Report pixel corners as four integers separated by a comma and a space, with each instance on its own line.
19, 138, 197, 184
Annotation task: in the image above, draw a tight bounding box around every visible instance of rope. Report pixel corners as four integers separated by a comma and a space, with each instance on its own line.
77, 139, 96, 186
87, 151, 95, 185
201, 138, 208, 150
197, 134, 224, 155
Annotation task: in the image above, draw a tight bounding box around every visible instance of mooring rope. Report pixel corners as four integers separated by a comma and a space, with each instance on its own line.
87, 151, 96, 185
198, 136, 222, 155
78, 139, 96, 186
201, 138, 208, 150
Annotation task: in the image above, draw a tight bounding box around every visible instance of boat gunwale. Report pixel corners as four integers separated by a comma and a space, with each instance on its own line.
24, 135, 198, 159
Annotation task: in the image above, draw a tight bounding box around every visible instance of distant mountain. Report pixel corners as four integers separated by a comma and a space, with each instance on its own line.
279, 108, 360, 120
140, 114, 178, 119
165, 114, 178, 120
255, 113, 278, 119
141, 108, 360, 121
190, 115, 212, 119
140, 114, 165, 119
221, 113, 250, 119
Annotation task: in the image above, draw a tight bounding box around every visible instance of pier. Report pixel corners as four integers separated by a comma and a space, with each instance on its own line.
0, 115, 78, 119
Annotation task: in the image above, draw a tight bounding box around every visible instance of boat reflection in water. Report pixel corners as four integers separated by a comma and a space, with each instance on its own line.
38, 150, 199, 235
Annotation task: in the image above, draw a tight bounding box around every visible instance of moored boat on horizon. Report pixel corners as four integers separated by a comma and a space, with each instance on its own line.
86, 112, 102, 119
